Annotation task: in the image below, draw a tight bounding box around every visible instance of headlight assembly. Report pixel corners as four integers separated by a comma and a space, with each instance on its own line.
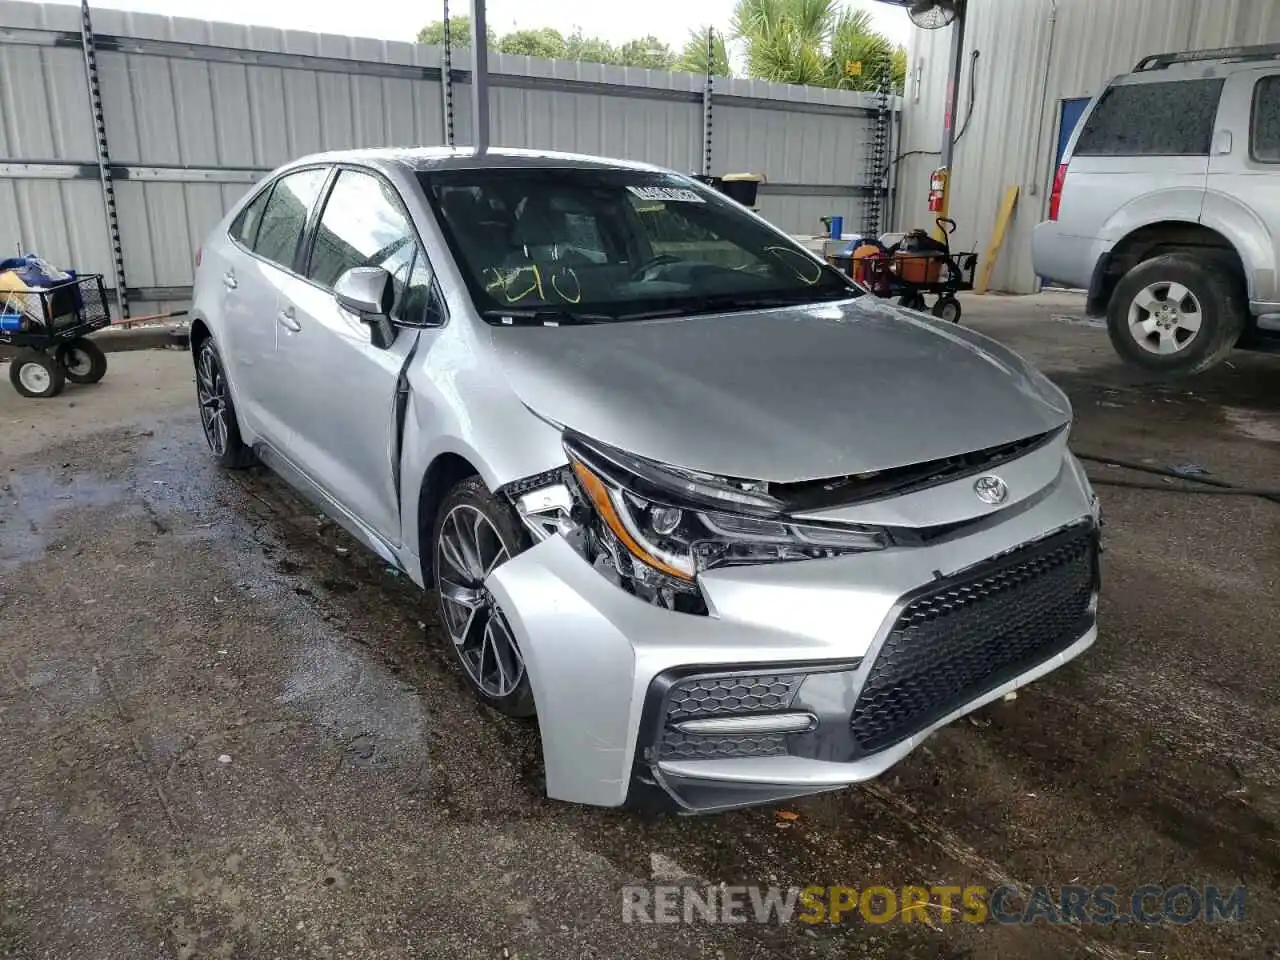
558, 432, 887, 611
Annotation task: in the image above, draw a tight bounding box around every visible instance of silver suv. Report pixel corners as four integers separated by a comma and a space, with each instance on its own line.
1033, 44, 1280, 375
192, 147, 1100, 813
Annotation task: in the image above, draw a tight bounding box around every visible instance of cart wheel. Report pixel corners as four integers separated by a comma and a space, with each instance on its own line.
9, 349, 66, 399
932, 296, 963, 324
57, 337, 108, 384
898, 293, 927, 311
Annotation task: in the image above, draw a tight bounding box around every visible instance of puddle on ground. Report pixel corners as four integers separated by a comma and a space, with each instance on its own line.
279, 634, 429, 770
1223, 406, 1280, 443
0, 470, 127, 569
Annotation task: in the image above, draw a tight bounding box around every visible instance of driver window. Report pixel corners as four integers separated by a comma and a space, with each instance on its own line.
307, 169, 434, 323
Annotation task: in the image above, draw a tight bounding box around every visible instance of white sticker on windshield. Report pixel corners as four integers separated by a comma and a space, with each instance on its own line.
626, 185, 706, 203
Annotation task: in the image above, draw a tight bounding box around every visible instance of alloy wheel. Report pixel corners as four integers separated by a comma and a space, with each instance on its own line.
1127, 281, 1203, 355
435, 504, 524, 698
197, 343, 229, 455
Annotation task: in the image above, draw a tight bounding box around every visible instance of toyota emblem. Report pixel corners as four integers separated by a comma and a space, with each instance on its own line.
974, 475, 1009, 505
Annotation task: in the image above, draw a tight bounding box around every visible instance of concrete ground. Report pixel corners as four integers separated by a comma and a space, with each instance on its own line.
1, 293, 1278, 959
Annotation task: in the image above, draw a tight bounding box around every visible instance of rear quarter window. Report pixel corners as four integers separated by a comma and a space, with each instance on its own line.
1074, 78, 1224, 157
1251, 75, 1280, 162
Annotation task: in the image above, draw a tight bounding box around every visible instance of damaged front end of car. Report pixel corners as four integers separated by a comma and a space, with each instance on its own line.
500, 431, 890, 615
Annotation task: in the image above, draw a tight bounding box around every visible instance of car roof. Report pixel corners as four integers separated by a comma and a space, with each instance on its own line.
282, 146, 670, 175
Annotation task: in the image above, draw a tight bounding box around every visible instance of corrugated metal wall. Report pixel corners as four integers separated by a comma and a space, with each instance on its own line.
896, 0, 1280, 294
0, 0, 896, 315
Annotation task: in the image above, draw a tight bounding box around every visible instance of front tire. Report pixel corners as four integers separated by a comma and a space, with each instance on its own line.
431, 476, 536, 718
9, 350, 65, 398
195, 337, 256, 469
56, 337, 108, 384
1106, 254, 1245, 375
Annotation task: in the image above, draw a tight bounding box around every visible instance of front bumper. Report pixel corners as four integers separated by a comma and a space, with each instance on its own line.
488, 452, 1099, 813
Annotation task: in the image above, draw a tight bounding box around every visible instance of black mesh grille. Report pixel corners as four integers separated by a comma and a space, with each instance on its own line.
665, 675, 801, 722
658, 730, 788, 761
654, 673, 803, 761
850, 524, 1097, 754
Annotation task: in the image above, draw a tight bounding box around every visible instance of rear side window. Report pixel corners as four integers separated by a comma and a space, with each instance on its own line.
1251, 75, 1280, 162
230, 186, 271, 247
252, 168, 329, 270
1074, 79, 1224, 157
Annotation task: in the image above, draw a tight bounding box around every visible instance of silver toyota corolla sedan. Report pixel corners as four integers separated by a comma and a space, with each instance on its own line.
191, 146, 1101, 813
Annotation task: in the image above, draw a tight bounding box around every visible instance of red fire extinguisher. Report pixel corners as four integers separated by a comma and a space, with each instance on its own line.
927, 166, 950, 214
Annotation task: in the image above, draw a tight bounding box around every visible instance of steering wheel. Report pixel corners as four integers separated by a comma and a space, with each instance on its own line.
628, 253, 683, 281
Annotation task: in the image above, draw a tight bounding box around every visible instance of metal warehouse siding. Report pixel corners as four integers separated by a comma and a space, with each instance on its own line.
0, 0, 894, 311
896, 0, 1280, 294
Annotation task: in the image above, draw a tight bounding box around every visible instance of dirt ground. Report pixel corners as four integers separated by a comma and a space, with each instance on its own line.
1, 293, 1278, 960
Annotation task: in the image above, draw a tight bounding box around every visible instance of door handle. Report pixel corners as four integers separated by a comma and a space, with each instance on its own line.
277, 307, 301, 333
223, 271, 237, 290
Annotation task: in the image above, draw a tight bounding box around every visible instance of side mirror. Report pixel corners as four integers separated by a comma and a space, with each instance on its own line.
334, 266, 397, 349
334, 266, 394, 317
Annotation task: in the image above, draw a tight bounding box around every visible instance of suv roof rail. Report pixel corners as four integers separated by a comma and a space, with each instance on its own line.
1135, 43, 1280, 71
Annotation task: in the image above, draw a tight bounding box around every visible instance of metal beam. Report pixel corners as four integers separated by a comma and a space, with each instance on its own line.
470, 0, 489, 150
940, 2, 968, 170
0, 161, 267, 183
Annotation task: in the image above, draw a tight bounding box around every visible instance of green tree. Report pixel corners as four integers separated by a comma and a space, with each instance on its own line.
891, 46, 907, 94
673, 28, 732, 77
416, 17, 496, 48
563, 29, 618, 65
497, 27, 567, 59
617, 35, 677, 70
731, 0, 903, 91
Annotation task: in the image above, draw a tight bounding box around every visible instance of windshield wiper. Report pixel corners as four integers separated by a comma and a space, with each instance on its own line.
613, 289, 855, 321
480, 307, 616, 326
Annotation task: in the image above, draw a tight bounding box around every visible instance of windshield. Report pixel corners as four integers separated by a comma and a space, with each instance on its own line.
418, 167, 855, 322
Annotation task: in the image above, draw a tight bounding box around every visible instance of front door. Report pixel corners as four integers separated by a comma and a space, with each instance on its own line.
273, 167, 438, 545
1205, 65, 1280, 309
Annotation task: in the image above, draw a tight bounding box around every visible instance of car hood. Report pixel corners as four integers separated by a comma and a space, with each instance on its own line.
488, 297, 1071, 484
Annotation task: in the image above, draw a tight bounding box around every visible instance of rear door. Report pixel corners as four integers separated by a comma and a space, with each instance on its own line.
1205, 66, 1280, 307
271, 166, 439, 545
1059, 75, 1223, 241
223, 166, 329, 446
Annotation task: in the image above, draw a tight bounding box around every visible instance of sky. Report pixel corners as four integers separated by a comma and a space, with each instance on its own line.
51, 0, 912, 52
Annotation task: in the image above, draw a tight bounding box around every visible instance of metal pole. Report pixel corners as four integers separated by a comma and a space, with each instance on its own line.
470, 0, 490, 151
440, 0, 455, 146
701, 27, 714, 176
939, 1, 967, 170
79, 0, 129, 319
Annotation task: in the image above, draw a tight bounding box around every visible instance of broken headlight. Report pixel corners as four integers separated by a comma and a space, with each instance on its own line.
558, 432, 887, 610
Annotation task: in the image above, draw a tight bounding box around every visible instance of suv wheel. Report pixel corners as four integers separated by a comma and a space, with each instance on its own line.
1106, 253, 1244, 374
432, 477, 536, 718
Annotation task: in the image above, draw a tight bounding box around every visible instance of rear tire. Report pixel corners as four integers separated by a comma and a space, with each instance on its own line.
431, 476, 536, 719
195, 337, 256, 469
9, 350, 65, 398
56, 337, 107, 384
932, 296, 962, 323
1106, 254, 1244, 375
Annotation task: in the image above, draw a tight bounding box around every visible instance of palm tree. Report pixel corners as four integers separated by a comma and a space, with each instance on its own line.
673, 28, 732, 78
732, 0, 902, 92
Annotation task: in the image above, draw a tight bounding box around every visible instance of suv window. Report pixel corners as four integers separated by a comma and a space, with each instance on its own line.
1074, 79, 1224, 157
252, 168, 328, 270
230, 186, 271, 247
307, 169, 436, 325
1252, 75, 1280, 162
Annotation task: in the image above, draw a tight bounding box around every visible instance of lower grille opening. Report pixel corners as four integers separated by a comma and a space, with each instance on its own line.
850, 523, 1097, 755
